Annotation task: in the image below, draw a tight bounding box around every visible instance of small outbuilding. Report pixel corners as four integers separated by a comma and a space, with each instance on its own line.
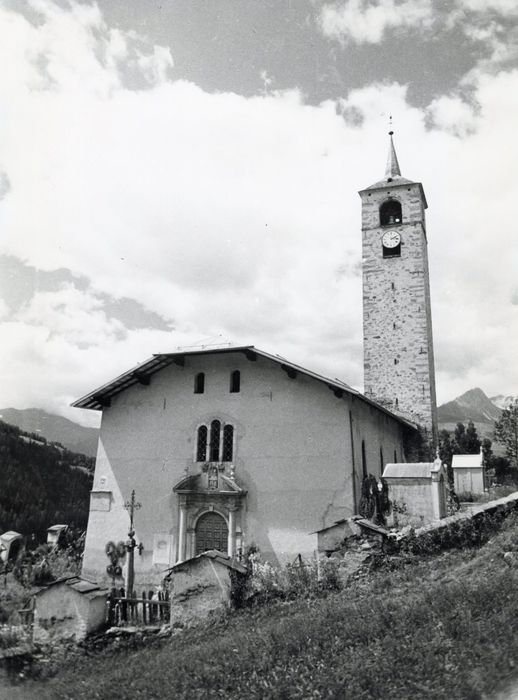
313, 519, 359, 555
46, 524, 68, 547
452, 450, 485, 496
383, 456, 448, 527
33, 576, 109, 644
0, 531, 24, 563
166, 550, 247, 624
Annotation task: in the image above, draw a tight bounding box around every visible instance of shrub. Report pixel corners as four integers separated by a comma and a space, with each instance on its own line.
0, 625, 29, 650
245, 553, 342, 605
398, 509, 510, 556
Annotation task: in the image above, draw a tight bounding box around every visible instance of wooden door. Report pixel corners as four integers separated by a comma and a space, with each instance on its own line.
195, 512, 228, 554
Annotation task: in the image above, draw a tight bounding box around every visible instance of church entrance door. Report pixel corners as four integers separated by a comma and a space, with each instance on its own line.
195, 512, 229, 555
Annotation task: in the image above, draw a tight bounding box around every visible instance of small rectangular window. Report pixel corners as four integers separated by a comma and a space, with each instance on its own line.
230, 370, 240, 393
194, 372, 205, 394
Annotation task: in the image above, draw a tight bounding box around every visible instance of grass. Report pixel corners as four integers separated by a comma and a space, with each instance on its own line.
7, 515, 518, 699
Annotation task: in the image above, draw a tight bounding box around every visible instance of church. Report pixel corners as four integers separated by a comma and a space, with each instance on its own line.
75, 133, 438, 586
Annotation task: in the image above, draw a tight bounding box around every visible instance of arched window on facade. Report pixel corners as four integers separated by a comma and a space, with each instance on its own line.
230, 370, 241, 393
394, 449, 398, 463
195, 420, 235, 463
380, 447, 384, 473
222, 424, 234, 462
380, 199, 402, 226
196, 425, 208, 462
361, 440, 367, 479
209, 420, 221, 461
194, 372, 205, 394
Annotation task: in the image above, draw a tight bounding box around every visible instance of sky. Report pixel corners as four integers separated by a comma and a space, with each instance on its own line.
0, 0, 517, 428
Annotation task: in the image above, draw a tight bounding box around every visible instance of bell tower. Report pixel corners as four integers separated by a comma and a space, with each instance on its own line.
359, 131, 437, 443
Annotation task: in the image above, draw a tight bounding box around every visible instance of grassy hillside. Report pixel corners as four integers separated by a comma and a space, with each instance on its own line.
13, 512, 518, 699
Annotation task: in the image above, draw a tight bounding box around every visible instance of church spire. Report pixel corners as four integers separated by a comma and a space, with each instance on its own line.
385, 128, 401, 179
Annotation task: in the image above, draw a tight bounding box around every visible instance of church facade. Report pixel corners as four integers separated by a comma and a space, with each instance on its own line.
75, 134, 437, 587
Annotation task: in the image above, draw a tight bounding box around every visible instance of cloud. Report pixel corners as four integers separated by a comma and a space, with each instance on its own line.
459, 0, 518, 13
0, 0, 517, 424
319, 0, 433, 44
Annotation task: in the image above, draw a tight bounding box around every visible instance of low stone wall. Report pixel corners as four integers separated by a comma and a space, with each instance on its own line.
393, 491, 518, 548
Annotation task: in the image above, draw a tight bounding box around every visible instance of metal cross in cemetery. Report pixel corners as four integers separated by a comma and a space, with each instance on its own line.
124, 489, 142, 597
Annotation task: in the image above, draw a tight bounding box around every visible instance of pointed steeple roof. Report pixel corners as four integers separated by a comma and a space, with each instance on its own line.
385, 130, 401, 179
359, 127, 419, 194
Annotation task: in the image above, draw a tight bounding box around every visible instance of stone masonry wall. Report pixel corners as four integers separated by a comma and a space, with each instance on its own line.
360, 181, 437, 441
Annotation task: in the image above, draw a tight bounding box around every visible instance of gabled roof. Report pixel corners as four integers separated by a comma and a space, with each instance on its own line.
0, 531, 23, 541
452, 453, 483, 469
35, 576, 109, 599
165, 550, 247, 576
72, 345, 416, 430
383, 462, 434, 479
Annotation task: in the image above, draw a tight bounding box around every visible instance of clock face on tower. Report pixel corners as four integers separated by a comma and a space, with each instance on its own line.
382, 230, 401, 249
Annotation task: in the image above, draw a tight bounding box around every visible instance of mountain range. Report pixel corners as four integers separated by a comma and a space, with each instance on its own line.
0, 408, 99, 457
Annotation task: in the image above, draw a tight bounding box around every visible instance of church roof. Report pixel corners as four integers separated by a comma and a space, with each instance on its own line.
71, 345, 416, 429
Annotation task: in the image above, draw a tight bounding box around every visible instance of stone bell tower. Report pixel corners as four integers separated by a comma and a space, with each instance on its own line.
359, 131, 437, 443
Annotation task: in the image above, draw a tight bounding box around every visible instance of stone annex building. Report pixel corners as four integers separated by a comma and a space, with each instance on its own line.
75, 134, 438, 586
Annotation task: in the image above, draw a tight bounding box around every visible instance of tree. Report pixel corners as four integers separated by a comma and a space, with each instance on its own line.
453, 421, 481, 454
481, 438, 493, 467
439, 429, 455, 485
494, 399, 518, 469
464, 421, 482, 454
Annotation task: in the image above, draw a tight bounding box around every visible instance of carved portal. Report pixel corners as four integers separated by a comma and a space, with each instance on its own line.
172, 466, 246, 562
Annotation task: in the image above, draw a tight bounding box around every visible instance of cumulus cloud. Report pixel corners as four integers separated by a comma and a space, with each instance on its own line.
319, 0, 433, 44
0, 0, 517, 423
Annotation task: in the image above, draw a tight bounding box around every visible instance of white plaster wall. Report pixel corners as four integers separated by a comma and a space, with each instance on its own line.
33, 586, 105, 643
81, 351, 407, 586
386, 479, 435, 527
454, 468, 485, 496
169, 558, 232, 623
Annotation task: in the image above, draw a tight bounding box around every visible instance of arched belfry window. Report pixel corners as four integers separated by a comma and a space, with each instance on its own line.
209, 420, 221, 461
380, 199, 402, 226
230, 370, 240, 393
196, 425, 208, 462
194, 372, 205, 394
